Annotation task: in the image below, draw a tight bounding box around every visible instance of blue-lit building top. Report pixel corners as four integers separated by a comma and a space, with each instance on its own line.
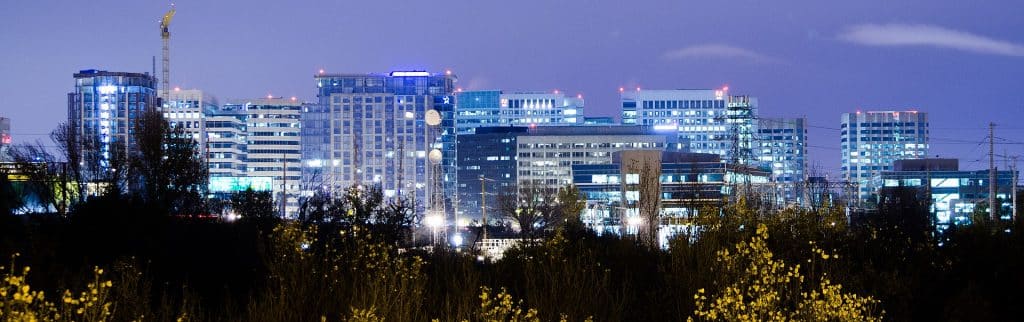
875, 159, 1015, 226
305, 71, 456, 215
68, 69, 157, 174
455, 90, 584, 135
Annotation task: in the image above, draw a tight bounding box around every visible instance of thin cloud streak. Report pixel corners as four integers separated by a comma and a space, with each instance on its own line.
840, 23, 1024, 57
661, 44, 778, 63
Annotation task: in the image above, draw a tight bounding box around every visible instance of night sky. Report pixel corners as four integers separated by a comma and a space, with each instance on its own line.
2, 0, 1023, 176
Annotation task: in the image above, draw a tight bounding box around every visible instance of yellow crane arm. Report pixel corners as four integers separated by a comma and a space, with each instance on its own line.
161, 8, 176, 30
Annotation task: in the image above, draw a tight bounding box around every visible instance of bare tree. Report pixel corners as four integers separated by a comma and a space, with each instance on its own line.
625, 156, 661, 248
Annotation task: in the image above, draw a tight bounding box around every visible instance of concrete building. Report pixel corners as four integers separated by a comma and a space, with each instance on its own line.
841, 110, 928, 203
67, 69, 158, 178
454, 90, 583, 135
620, 88, 757, 164
757, 117, 808, 204
876, 159, 1014, 226
230, 98, 302, 217
304, 71, 456, 215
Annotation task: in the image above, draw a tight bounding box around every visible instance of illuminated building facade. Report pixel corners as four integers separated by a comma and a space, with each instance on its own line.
205, 104, 247, 178
572, 150, 770, 246
757, 117, 808, 204
67, 69, 158, 176
876, 159, 1014, 226
620, 88, 757, 164
841, 110, 928, 202
160, 89, 217, 152
304, 71, 456, 215
454, 90, 583, 135
228, 98, 302, 217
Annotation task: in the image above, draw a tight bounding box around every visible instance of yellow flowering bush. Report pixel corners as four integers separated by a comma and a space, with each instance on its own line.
477, 286, 539, 322
690, 225, 882, 321
0, 254, 114, 322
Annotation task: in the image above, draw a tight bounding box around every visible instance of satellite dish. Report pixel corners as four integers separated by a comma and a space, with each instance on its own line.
425, 109, 441, 126
428, 149, 442, 164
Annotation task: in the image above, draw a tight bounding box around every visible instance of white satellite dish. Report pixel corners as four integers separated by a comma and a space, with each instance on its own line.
425, 109, 441, 126
428, 149, 442, 164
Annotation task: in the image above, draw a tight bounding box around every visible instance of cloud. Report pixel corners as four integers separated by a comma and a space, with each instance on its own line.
661, 44, 776, 63
839, 23, 1024, 57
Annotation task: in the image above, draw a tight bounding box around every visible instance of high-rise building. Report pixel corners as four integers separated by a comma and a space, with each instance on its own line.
160, 89, 217, 153
304, 71, 456, 215
205, 104, 247, 178
841, 110, 928, 202
230, 98, 302, 216
620, 88, 757, 164
68, 69, 158, 176
757, 117, 808, 204
454, 90, 583, 135
0, 117, 10, 162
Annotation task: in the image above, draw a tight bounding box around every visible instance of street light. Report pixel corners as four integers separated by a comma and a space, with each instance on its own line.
425, 212, 444, 245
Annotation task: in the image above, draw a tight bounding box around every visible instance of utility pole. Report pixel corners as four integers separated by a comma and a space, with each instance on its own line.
1013, 156, 1018, 223
479, 175, 494, 240
989, 123, 997, 220
281, 154, 287, 218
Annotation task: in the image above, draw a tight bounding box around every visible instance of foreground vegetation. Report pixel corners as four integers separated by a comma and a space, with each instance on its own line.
1, 187, 1022, 321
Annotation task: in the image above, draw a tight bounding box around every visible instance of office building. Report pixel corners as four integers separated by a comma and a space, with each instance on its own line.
160, 89, 218, 152
205, 104, 247, 178
67, 69, 158, 177
304, 71, 456, 215
620, 88, 757, 164
454, 90, 583, 135
231, 98, 302, 216
515, 126, 677, 194
876, 159, 1014, 225
841, 110, 928, 202
757, 117, 808, 204
572, 150, 770, 245
456, 126, 526, 220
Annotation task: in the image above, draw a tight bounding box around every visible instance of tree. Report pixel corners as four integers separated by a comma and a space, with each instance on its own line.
128, 109, 208, 215
231, 187, 276, 224
554, 184, 587, 230
691, 224, 883, 321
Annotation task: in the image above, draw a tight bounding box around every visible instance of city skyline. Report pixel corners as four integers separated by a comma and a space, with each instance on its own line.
3, 0, 1024, 176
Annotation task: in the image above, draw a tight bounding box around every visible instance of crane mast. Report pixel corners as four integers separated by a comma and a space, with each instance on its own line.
160, 6, 176, 100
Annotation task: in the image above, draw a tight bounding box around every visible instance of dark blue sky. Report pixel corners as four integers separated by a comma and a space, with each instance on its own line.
3, 0, 1023, 175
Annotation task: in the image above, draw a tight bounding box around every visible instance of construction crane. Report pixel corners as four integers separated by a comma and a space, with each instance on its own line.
160, 5, 176, 100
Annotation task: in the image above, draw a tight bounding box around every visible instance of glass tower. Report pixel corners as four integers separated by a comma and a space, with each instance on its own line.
67, 69, 158, 177
304, 71, 456, 215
